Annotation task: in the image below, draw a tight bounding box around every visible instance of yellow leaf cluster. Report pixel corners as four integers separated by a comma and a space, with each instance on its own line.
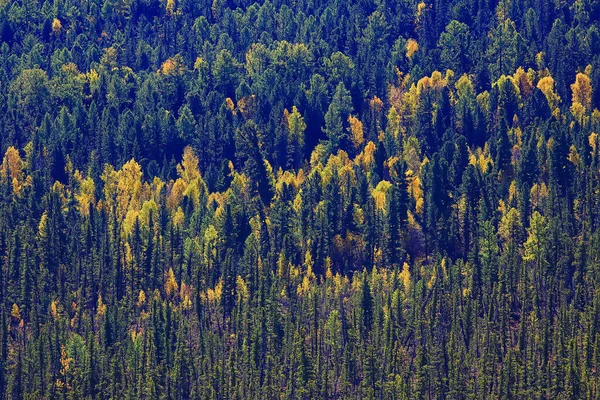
178, 146, 201, 183
168, 147, 207, 210
206, 279, 223, 303
370, 96, 384, 113
165, 267, 179, 297
159, 57, 183, 76
1, 146, 24, 194
406, 39, 419, 60
537, 76, 561, 111
166, 0, 176, 15
571, 72, 593, 112
416, 2, 427, 17
75, 174, 96, 216
52, 18, 62, 33
416, 71, 446, 96
137, 290, 146, 307
356, 141, 376, 172
469, 146, 492, 173
399, 262, 411, 293
589, 132, 599, 153
38, 211, 48, 239
275, 169, 304, 195
348, 115, 364, 149
11, 303, 20, 319
568, 145, 581, 168
97, 295, 107, 316
513, 67, 534, 97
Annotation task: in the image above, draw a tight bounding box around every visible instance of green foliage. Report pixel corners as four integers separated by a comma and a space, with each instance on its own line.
0, 0, 596, 398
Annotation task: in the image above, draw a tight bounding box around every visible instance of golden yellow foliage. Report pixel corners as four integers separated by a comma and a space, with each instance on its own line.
52, 18, 62, 33
101, 159, 145, 235
571, 72, 593, 112
166, 0, 176, 15
237, 95, 255, 119
177, 146, 201, 183
75, 175, 96, 216
119, 160, 143, 213
513, 67, 533, 97
225, 97, 235, 113
589, 132, 599, 153
1, 146, 24, 194
275, 170, 303, 195
537, 75, 561, 111
455, 74, 475, 98
165, 267, 179, 297
159, 57, 183, 76
194, 57, 206, 70
356, 141, 376, 172
571, 101, 587, 123
138, 290, 146, 307
348, 115, 364, 149
469, 146, 493, 173
387, 156, 406, 182
167, 178, 186, 210
11, 303, 20, 319
97, 295, 107, 316
593, 109, 600, 126
309, 143, 328, 168
207, 279, 223, 303
297, 251, 317, 296
50, 300, 59, 319
370, 96, 384, 114
297, 275, 311, 296
408, 173, 424, 214
406, 38, 419, 60
38, 212, 48, 239
416, 71, 446, 95
399, 262, 411, 293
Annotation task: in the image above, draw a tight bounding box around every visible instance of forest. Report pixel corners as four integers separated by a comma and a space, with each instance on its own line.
0, 0, 600, 398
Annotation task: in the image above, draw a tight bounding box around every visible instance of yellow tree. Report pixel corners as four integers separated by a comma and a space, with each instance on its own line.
74, 172, 96, 216
406, 38, 418, 61
537, 75, 561, 115
1, 146, 25, 195
177, 146, 201, 183
348, 115, 364, 152
571, 72, 593, 111
571, 71, 593, 122
170, 146, 207, 210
